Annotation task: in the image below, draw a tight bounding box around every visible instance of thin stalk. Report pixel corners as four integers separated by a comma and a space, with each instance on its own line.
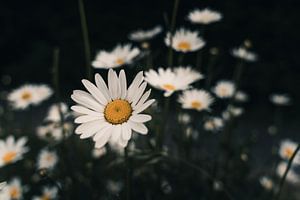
177, 54, 184, 65
156, 97, 170, 150
78, 0, 92, 80
124, 147, 131, 200
205, 54, 218, 89
274, 144, 300, 200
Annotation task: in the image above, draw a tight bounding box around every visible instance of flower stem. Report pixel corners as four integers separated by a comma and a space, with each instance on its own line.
78, 0, 92, 80
274, 144, 300, 200
124, 146, 131, 200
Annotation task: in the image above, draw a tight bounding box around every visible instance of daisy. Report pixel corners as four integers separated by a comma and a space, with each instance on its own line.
204, 117, 224, 131
145, 67, 203, 97
213, 81, 235, 98
92, 147, 107, 158
234, 91, 249, 102
6, 178, 23, 200
36, 122, 73, 141
71, 69, 155, 148
187, 8, 222, 24
270, 94, 291, 106
222, 105, 244, 120
37, 149, 58, 170
276, 161, 300, 183
0, 186, 10, 200
165, 28, 205, 53
178, 89, 214, 111
178, 113, 191, 125
259, 176, 273, 191
0, 136, 28, 167
279, 139, 300, 164
45, 103, 70, 122
128, 26, 162, 42
33, 187, 58, 200
232, 47, 257, 62
7, 84, 53, 110
92, 44, 140, 69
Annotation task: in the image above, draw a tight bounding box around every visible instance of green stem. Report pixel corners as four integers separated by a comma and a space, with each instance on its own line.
274, 144, 300, 200
124, 147, 131, 200
156, 98, 170, 150
78, 0, 92, 80
205, 54, 218, 89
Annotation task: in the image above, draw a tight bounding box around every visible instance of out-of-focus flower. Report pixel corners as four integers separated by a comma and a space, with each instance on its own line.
0, 186, 10, 200
0, 136, 28, 167
259, 176, 274, 191
232, 47, 257, 62
178, 113, 191, 125
222, 105, 244, 120
5, 178, 23, 200
145, 67, 203, 97
0, 182, 6, 190
7, 84, 53, 110
92, 44, 140, 69
234, 91, 249, 102
270, 94, 291, 106
276, 161, 300, 183
36, 122, 73, 142
45, 103, 70, 122
213, 81, 235, 98
204, 117, 224, 131
187, 8, 222, 24
37, 149, 58, 170
279, 139, 300, 164
165, 28, 205, 53
71, 69, 155, 148
178, 89, 214, 111
33, 186, 58, 200
107, 180, 123, 193
92, 147, 107, 158
128, 26, 162, 42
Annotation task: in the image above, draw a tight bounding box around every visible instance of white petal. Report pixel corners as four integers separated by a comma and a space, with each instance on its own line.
133, 89, 151, 109
110, 125, 122, 143
119, 70, 127, 99
74, 115, 103, 124
121, 123, 132, 141
95, 73, 111, 101
93, 124, 112, 141
71, 105, 103, 117
133, 99, 155, 114
95, 126, 113, 148
127, 71, 144, 101
130, 82, 147, 105
128, 121, 148, 135
71, 91, 104, 112
75, 120, 104, 134
130, 114, 152, 123
82, 79, 108, 105
108, 69, 120, 100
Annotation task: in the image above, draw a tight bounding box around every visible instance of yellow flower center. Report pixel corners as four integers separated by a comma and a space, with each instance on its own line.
104, 99, 132, 124
177, 41, 191, 51
10, 187, 20, 199
284, 148, 294, 159
191, 101, 202, 109
3, 151, 17, 164
219, 88, 228, 96
41, 194, 51, 200
115, 58, 125, 65
162, 84, 176, 91
21, 91, 32, 100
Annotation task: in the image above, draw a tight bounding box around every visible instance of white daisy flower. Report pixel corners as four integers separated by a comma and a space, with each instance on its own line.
165, 28, 205, 53
92, 44, 140, 69
178, 113, 191, 125
71, 69, 155, 148
107, 180, 123, 193
0, 186, 10, 200
259, 176, 274, 191
222, 105, 244, 120
279, 139, 300, 164
178, 89, 214, 111
7, 84, 53, 110
0, 136, 29, 167
92, 147, 107, 158
234, 91, 249, 102
145, 67, 203, 97
45, 103, 69, 122
270, 94, 291, 106
6, 178, 23, 200
37, 149, 58, 170
128, 26, 162, 42
276, 161, 300, 183
232, 47, 257, 62
187, 8, 222, 24
213, 81, 236, 98
36, 122, 73, 141
204, 117, 224, 131
33, 186, 58, 200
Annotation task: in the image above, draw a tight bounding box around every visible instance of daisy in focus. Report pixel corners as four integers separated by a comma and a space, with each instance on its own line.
92, 44, 140, 69
279, 139, 300, 164
33, 186, 58, 200
0, 136, 28, 167
203, 117, 224, 131
187, 8, 222, 24
6, 178, 23, 200
213, 81, 236, 98
145, 67, 203, 97
165, 28, 205, 53
232, 47, 257, 62
7, 84, 53, 110
270, 94, 291, 106
178, 89, 214, 111
37, 149, 58, 170
71, 69, 155, 148
128, 26, 162, 42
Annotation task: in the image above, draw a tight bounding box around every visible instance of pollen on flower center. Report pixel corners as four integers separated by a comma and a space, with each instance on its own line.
41, 194, 51, 200
104, 99, 132, 124
21, 91, 32, 100
162, 84, 176, 91
10, 187, 19, 199
115, 58, 125, 65
177, 41, 191, 51
284, 148, 294, 158
3, 151, 17, 164
191, 101, 202, 109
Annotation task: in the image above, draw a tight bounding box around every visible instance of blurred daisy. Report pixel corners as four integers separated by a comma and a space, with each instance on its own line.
178, 89, 214, 111
187, 8, 222, 24
222, 105, 244, 120
234, 91, 249, 102
33, 186, 58, 200
259, 176, 273, 191
279, 139, 300, 164
128, 26, 162, 42
270, 94, 291, 106
45, 103, 69, 122
0, 182, 6, 190
36, 122, 73, 141
213, 81, 236, 98
71, 69, 155, 148
92, 44, 140, 69
6, 178, 23, 200
0, 186, 10, 200
204, 117, 224, 131
92, 147, 107, 158
0, 136, 28, 167
165, 28, 205, 53
7, 84, 53, 110
232, 47, 257, 62
107, 180, 123, 193
145, 67, 203, 97
276, 161, 300, 183
37, 149, 58, 170
178, 113, 191, 125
